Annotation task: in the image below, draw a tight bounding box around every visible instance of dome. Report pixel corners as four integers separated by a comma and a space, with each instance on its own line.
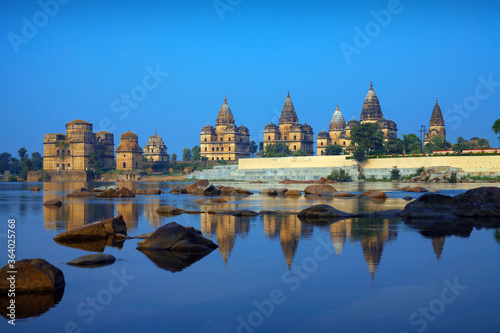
238, 124, 249, 134
290, 122, 303, 131
66, 119, 92, 126
225, 124, 238, 133
302, 122, 313, 133
329, 105, 346, 130
264, 122, 278, 132
216, 95, 235, 126
279, 91, 299, 124
148, 130, 163, 143
376, 118, 389, 128
317, 130, 329, 138
347, 117, 360, 127
120, 131, 138, 141
202, 123, 215, 134
430, 99, 445, 126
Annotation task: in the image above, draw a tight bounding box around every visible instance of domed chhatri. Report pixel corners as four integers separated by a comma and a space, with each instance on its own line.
424, 98, 446, 145
263, 91, 315, 155
43, 119, 114, 171
200, 96, 250, 162
143, 130, 168, 163
116, 130, 143, 170
316, 82, 399, 155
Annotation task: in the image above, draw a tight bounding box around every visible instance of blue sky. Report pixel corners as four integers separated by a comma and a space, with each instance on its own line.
1, 0, 500, 157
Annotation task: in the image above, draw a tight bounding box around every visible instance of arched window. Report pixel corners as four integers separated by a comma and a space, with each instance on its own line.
57, 150, 60, 156
221, 157, 224, 160
228, 147, 231, 151
294, 145, 297, 151
221, 147, 224, 151
212, 147, 215, 151
294, 135, 296, 140
212, 157, 214, 160
61, 164, 65, 170
321, 142, 324, 146
220, 137, 223, 142
151, 148, 153, 153
268, 136, 271, 141
228, 137, 231, 141
205, 147, 207, 151
67, 164, 71, 169
334, 142, 337, 145
123, 162, 126, 168
216, 157, 219, 160
343, 142, 346, 146
284, 136, 287, 140
56, 163, 59, 169
216, 147, 219, 151
204, 138, 207, 142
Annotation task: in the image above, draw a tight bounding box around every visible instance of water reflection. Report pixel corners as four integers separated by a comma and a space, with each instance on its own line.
0, 289, 64, 319
139, 250, 210, 273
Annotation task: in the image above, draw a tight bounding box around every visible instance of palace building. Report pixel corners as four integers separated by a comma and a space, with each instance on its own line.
317, 82, 398, 155
263, 92, 314, 155
43, 119, 114, 171
200, 96, 250, 162
143, 131, 168, 163
116, 131, 143, 170
424, 99, 446, 145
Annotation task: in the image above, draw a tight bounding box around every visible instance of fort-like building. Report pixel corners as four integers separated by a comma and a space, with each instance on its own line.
200, 96, 250, 162
263, 92, 314, 155
116, 131, 143, 170
317, 82, 397, 155
424, 99, 446, 145
143, 131, 168, 163
43, 119, 114, 171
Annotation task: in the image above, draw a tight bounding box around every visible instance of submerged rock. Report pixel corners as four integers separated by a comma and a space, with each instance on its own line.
298, 204, 352, 220
214, 209, 259, 217
67, 254, 116, 267
156, 205, 201, 216
43, 199, 63, 207
285, 189, 302, 197
132, 188, 162, 195
0, 259, 65, 293
137, 222, 218, 253
54, 221, 108, 241
29, 186, 42, 191
67, 188, 97, 197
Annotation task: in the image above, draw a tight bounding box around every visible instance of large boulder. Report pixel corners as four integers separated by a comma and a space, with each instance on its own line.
401, 193, 458, 219
102, 214, 127, 236
115, 187, 135, 198
43, 199, 63, 207
137, 222, 218, 253
54, 221, 108, 241
406, 186, 428, 193
285, 190, 302, 197
0, 259, 65, 293
367, 191, 388, 199
298, 204, 352, 219
304, 185, 337, 195
203, 185, 221, 196
67, 254, 116, 267
453, 187, 500, 218
170, 185, 187, 194
331, 191, 357, 198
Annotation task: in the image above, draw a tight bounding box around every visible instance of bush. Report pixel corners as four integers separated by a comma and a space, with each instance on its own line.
390, 166, 401, 180
327, 168, 351, 182
448, 174, 457, 183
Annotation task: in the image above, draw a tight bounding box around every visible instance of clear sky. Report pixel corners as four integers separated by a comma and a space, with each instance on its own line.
1, 0, 499, 157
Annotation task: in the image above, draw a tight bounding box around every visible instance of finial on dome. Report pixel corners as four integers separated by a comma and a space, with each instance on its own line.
370, 81, 373, 90
287, 90, 290, 97
155, 129, 157, 135
224, 95, 227, 104
436, 97, 438, 103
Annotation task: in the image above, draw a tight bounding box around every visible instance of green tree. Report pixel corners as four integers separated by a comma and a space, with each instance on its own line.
18, 147, 28, 160
324, 144, 343, 155
191, 145, 201, 161
476, 138, 490, 148
264, 142, 291, 157
0, 153, 12, 173
452, 137, 465, 153
258, 141, 264, 152
31, 152, 43, 170
249, 141, 258, 156
402, 134, 422, 154
350, 123, 384, 153
425, 135, 451, 153
384, 138, 404, 154
327, 168, 351, 182
390, 166, 401, 180
292, 149, 308, 156
182, 148, 192, 161
171, 153, 177, 162
492, 118, 500, 144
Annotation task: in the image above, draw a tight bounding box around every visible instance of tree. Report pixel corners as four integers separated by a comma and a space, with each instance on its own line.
402, 134, 422, 154
292, 149, 308, 156
263, 142, 291, 157
476, 138, 490, 148
384, 138, 403, 154
350, 123, 384, 153
18, 147, 28, 160
492, 118, 500, 144
31, 152, 43, 170
171, 153, 177, 162
258, 141, 264, 152
182, 148, 192, 161
191, 146, 201, 161
249, 141, 258, 156
425, 135, 451, 153
324, 144, 343, 155
0, 152, 12, 173
452, 137, 465, 153
390, 166, 401, 180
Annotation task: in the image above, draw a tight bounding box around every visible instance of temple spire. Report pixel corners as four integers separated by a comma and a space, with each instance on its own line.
279, 91, 299, 124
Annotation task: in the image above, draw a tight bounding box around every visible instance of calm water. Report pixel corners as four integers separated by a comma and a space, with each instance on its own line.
1, 181, 499, 333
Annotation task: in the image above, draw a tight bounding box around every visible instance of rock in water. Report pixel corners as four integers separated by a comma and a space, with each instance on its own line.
298, 204, 352, 219
367, 190, 388, 199
0, 259, 65, 293
30, 186, 41, 191
203, 185, 221, 196
304, 185, 337, 195
54, 221, 108, 241
43, 199, 63, 207
137, 222, 218, 253
102, 214, 127, 236
285, 189, 302, 197
67, 254, 116, 267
